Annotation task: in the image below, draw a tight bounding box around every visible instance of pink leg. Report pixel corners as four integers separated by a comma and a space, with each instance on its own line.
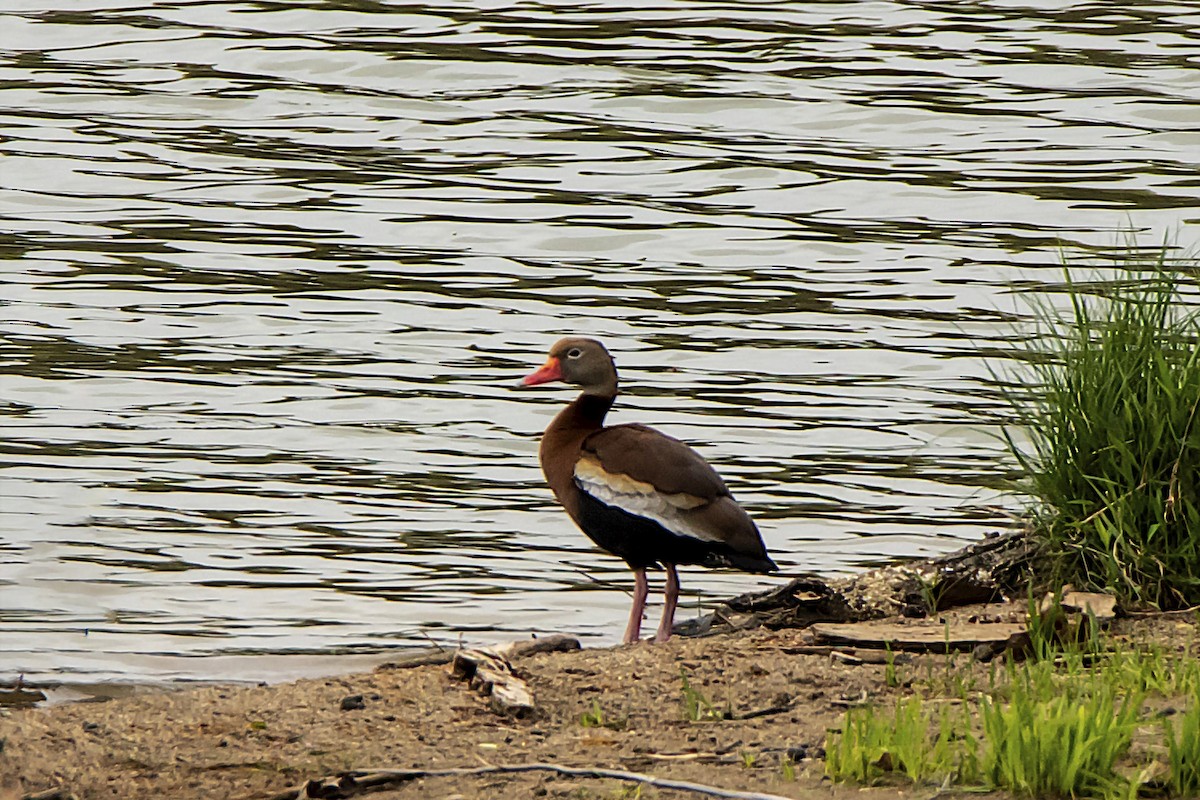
655, 564, 680, 643
623, 568, 649, 644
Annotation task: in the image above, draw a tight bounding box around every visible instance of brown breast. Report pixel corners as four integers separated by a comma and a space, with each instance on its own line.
538, 395, 774, 571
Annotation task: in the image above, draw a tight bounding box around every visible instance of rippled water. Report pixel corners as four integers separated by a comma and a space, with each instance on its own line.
1, 0, 1197, 684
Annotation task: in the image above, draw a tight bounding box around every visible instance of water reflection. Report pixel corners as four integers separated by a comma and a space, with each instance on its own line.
0, 0, 1196, 683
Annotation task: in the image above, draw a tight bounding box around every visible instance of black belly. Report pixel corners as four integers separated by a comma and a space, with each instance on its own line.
575, 489, 740, 570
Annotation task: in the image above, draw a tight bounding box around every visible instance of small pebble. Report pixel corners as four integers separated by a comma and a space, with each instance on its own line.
973, 642, 998, 662
340, 694, 366, 711
786, 743, 825, 761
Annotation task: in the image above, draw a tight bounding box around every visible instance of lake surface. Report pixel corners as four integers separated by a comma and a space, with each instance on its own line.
1, 0, 1197, 685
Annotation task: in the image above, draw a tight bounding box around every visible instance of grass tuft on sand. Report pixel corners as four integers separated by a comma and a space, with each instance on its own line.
826, 597, 1200, 799
997, 236, 1200, 609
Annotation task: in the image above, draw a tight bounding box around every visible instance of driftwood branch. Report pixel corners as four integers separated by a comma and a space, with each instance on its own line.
491, 633, 582, 659
676, 529, 1037, 637
450, 649, 535, 717
443, 635, 581, 717
376, 633, 580, 671
810, 620, 1028, 653
256, 762, 798, 800
19, 790, 76, 800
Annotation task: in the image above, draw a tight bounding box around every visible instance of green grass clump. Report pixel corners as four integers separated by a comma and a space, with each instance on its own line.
1164, 682, 1200, 797
827, 619, 1200, 798
1000, 240, 1200, 609
678, 667, 726, 722
978, 664, 1141, 798
825, 696, 977, 786
1101, 641, 1200, 698
579, 698, 627, 730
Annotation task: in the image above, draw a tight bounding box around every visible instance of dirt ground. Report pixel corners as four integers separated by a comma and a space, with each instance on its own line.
2, 607, 1196, 800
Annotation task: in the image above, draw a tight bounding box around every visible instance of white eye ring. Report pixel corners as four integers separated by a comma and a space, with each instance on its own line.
566, 348, 583, 359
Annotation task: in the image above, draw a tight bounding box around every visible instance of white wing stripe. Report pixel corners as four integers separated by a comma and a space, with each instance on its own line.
574, 472, 721, 544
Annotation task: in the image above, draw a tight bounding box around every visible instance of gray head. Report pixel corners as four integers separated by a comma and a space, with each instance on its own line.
522, 337, 618, 396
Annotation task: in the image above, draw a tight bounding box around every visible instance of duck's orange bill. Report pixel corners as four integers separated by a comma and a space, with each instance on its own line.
522, 357, 562, 385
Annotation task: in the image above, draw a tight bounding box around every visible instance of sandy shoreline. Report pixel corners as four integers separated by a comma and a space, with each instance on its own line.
1, 624, 901, 800
3, 606, 1194, 800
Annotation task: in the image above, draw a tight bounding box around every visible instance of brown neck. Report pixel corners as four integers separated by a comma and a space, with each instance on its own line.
539, 392, 615, 515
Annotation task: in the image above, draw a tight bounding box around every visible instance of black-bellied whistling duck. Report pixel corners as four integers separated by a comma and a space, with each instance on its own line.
522, 337, 777, 644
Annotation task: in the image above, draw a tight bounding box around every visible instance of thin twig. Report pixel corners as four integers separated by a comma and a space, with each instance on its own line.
1076, 480, 1147, 527
1165, 391, 1198, 522
734, 701, 796, 721
1124, 604, 1200, 618
416, 628, 447, 653
20, 789, 76, 800
570, 566, 635, 598
375, 650, 454, 670
255, 761, 799, 800
779, 645, 834, 656
641, 751, 720, 762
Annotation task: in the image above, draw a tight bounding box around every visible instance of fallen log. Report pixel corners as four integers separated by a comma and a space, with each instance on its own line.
492, 633, 583, 659
450, 649, 536, 718
376, 633, 580, 671
810, 620, 1029, 654
448, 635, 582, 718
19, 790, 77, 800
381, 634, 581, 717
676, 529, 1037, 638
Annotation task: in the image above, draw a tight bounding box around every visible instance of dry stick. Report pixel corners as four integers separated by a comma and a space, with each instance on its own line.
570, 565, 635, 598
734, 699, 797, 721
1166, 392, 1199, 522
416, 628, 447, 653
378, 633, 579, 672
21, 791, 76, 800
1125, 603, 1200, 618
259, 762, 799, 800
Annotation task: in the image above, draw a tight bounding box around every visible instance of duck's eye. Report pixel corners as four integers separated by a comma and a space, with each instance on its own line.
566, 348, 583, 359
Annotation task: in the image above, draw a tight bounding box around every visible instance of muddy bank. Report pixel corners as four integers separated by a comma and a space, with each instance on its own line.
5, 530, 1189, 800
2, 624, 865, 800
4, 598, 1195, 800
